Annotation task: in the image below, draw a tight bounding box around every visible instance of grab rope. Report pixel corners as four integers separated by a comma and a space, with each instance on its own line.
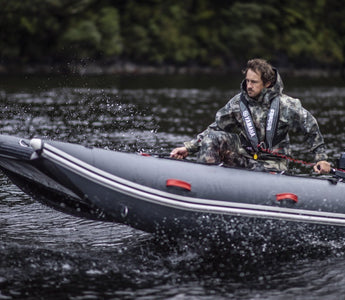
258, 145, 314, 167
257, 144, 345, 174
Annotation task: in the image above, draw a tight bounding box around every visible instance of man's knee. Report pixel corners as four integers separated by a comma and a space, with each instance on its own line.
201, 131, 237, 146
198, 131, 243, 164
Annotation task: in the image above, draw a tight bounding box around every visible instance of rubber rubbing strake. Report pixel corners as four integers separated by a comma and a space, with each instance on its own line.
166, 179, 191, 191
276, 193, 298, 203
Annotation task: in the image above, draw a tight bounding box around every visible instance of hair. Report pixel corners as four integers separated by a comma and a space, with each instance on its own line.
242, 58, 276, 85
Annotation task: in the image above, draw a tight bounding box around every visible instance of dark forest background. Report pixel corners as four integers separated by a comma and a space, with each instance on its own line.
1, 0, 345, 74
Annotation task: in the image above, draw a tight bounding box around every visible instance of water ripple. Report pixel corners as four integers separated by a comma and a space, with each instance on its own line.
0, 76, 345, 299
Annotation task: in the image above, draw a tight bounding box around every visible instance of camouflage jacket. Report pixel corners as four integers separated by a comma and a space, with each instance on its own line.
184, 70, 328, 162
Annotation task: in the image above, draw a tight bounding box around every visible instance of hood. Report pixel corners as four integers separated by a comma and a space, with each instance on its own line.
241, 68, 284, 104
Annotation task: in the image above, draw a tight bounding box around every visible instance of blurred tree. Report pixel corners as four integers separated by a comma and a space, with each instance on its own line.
59, 5, 122, 59
221, 2, 280, 64
60, 20, 102, 58
121, 0, 198, 64
0, 0, 344, 72
98, 7, 122, 56
277, 0, 344, 67
322, 0, 345, 73
0, 0, 62, 62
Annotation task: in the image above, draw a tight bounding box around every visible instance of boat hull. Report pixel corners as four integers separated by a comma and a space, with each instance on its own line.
1, 134, 345, 239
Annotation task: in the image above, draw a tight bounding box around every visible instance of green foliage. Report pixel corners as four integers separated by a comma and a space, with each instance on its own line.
98, 7, 122, 56
121, 1, 198, 64
0, 0, 63, 61
59, 5, 122, 59
61, 20, 101, 57
0, 0, 344, 69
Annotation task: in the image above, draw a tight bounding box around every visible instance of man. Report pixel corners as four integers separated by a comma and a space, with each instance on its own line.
170, 58, 331, 174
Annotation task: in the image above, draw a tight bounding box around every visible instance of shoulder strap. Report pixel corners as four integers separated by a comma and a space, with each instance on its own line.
239, 93, 280, 152
239, 94, 259, 152
265, 96, 280, 150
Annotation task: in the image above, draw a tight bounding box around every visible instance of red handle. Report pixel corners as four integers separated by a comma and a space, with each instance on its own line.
166, 179, 191, 191
276, 193, 298, 203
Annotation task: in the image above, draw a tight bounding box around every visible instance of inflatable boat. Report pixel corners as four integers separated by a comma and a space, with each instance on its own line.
0, 134, 345, 239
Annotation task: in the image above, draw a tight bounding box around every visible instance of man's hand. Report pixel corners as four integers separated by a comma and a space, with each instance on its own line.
170, 147, 189, 159
313, 160, 331, 174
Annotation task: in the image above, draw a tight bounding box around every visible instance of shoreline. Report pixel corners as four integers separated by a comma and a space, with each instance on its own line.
0, 61, 341, 78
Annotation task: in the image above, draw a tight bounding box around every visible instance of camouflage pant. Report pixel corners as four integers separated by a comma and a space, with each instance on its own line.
197, 130, 287, 172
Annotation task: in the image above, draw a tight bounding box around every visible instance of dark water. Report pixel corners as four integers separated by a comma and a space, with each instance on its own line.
0, 74, 345, 299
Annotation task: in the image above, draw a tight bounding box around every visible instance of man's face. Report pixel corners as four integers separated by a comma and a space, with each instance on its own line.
245, 69, 270, 99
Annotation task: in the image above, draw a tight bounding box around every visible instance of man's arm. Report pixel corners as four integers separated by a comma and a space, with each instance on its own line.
288, 97, 331, 173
